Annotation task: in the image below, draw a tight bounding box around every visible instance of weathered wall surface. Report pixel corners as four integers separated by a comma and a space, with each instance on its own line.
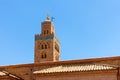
93, 59, 120, 66
34, 71, 117, 80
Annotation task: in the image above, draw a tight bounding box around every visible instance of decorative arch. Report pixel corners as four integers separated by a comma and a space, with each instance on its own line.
41, 53, 47, 59
55, 42, 60, 52
43, 30, 49, 35
46, 30, 49, 34
40, 42, 49, 49
41, 44, 44, 49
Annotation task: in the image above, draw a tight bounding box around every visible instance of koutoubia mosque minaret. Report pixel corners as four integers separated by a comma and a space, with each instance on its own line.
34, 16, 60, 63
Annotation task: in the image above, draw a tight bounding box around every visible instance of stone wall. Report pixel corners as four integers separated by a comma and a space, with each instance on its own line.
34, 70, 117, 80
1, 66, 33, 80
93, 59, 120, 66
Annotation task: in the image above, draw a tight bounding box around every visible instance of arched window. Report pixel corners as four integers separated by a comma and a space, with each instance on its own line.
41, 45, 44, 49
41, 43, 48, 49
41, 53, 47, 59
47, 30, 49, 34
44, 54, 47, 58
44, 30, 46, 35
45, 44, 47, 49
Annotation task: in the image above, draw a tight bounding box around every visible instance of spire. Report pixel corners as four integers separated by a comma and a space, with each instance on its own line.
45, 14, 51, 22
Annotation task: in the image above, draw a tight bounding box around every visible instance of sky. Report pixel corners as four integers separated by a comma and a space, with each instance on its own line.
0, 0, 120, 65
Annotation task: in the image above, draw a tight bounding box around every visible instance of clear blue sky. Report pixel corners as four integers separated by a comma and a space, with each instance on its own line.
0, 0, 120, 65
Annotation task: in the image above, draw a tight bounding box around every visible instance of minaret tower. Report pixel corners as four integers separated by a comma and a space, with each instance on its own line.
34, 16, 60, 63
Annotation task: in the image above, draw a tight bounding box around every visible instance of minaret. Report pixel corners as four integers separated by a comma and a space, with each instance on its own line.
34, 16, 60, 63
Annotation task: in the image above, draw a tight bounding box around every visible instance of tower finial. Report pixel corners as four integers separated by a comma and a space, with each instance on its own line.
46, 14, 51, 21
